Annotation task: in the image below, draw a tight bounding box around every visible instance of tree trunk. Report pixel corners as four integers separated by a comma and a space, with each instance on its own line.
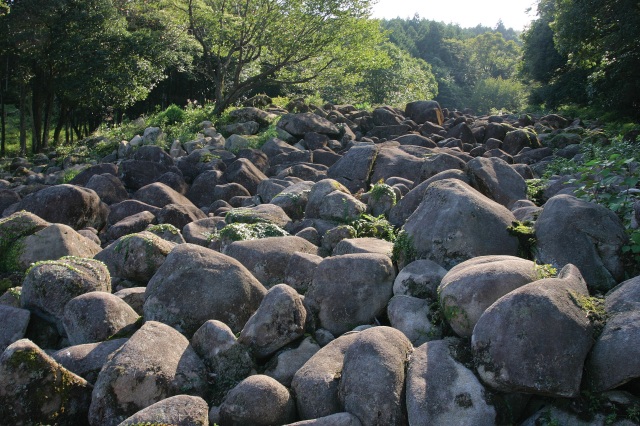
0, 87, 4, 157
41, 91, 54, 150
19, 83, 27, 156
53, 105, 66, 145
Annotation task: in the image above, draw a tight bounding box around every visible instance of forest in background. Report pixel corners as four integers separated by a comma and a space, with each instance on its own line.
0, 0, 638, 156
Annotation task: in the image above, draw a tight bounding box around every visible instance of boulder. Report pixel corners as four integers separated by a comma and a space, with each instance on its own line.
52, 339, 128, 384
407, 339, 496, 426
502, 129, 540, 155
68, 163, 118, 186
0, 304, 30, 352
62, 292, 139, 345
107, 199, 161, 226
292, 332, 360, 420
284, 252, 323, 294
143, 244, 267, 335
402, 179, 519, 269
21, 256, 111, 327
117, 395, 209, 426
182, 217, 225, 246
88, 321, 208, 426
605, 275, 640, 315
186, 170, 223, 207
85, 173, 128, 205
9, 223, 101, 273
333, 237, 393, 257
118, 159, 174, 190
191, 320, 256, 405
587, 309, 640, 392
327, 145, 378, 193
225, 203, 292, 229
114, 287, 146, 315
387, 295, 440, 345
418, 152, 467, 183
218, 375, 296, 426
134, 182, 197, 209
393, 259, 448, 300
285, 413, 362, 426
106, 210, 156, 242
534, 194, 627, 291
466, 156, 527, 208
238, 284, 306, 358
339, 327, 413, 426
10, 184, 108, 230
277, 113, 340, 137
265, 336, 321, 387
0, 339, 93, 425
95, 231, 175, 284
369, 146, 425, 186
438, 256, 538, 337
305, 254, 395, 336
156, 202, 207, 229
471, 265, 593, 397
388, 169, 470, 227
222, 157, 268, 195
405, 100, 444, 125
223, 236, 319, 287
271, 181, 315, 220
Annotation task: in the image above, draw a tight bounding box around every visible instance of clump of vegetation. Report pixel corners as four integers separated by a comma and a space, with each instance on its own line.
350, 213, 397, 242
569, 291, 607, 337
368, 181, 397, 205
534, 262, 557, 280
526, 178, 545, 205
61, 168, 82, 184
213, 222, 288, 244
507, 221, 536, 260
392, 229, 416, 265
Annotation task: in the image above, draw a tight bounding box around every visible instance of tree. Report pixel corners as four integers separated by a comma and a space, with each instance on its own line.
0, 0, 194, 151
181, 0, 384, 114
359, 42, 438, 106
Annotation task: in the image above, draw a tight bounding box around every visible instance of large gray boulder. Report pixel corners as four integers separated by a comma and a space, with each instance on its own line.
52, 339, 128, 384
85, 173, 128, 205
21, 256, 111, 328
405, 100, 444, 125
305, 254, 395, 336
534, 194, 627, 291
222, 157, 268, 195
402, 179, 519, 269
277, 113, 340, 137
9, 223, 101, 273
238, 284, 306, 358
265, 336, 321, 387
407, 339, 496, 426
9, 184, 108, 230
466, 156, 527, 208
223, 236, 318, 287
95, 231, 175, 285
327, 145, 378, 193
218, 375, 296, 426
0, 304, 30, 352
438, 256, 538, 337
62, 292, 139, 345
418, 152, 467, 183
369, 146, 424, 184
292, 332, 360, 420
393, 259, 448, 300
388, 169, 470, 228
117, 395, 209, 426
471, 265, 593, 397
144, 244, 267, 335
339, 327, 413, 426
586, 309, 640, 392
134, 182, 196, 209
89, 321, 208, 426
285, 413, 362, 426
605, 275, 640, 315
387, 295, 440, 345
0, 339, 93, 425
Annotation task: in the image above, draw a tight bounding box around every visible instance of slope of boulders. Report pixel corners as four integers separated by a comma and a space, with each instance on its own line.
1, 99, 639, 425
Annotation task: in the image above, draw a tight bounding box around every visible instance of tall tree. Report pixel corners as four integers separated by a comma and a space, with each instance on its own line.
181, 0, 384, 114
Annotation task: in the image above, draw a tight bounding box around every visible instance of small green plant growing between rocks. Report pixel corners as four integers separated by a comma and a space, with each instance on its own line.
507, 221, 536, 260
534, 262, 558, 279
392, 229, 417, 265
569, 291, 607, 337
350, 213, 397, 242
369, 180, 397, 205
61, 168, 81, 184
526, 178, 545, 205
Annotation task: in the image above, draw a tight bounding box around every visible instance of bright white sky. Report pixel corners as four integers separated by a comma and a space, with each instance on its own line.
370, 0, 538, 31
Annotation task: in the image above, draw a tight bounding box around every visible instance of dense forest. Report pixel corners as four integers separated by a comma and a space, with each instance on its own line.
0, 0, 638, 156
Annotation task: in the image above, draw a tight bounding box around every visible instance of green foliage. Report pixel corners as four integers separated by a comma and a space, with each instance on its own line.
369, 181, 396, 205
153, 104, 185, 126
216, 222, 288, 243
569, 291, 607, 337
507, 221, 536, 260
468, 77, 527, 114
61, 168, 81, 184
392, 229, 416, 265
349, 214, 397, 242
534, 262, 557, 280
526, 178, 545, 205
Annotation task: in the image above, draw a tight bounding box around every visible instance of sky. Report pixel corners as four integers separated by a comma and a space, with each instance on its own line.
370, 0, 538, 31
